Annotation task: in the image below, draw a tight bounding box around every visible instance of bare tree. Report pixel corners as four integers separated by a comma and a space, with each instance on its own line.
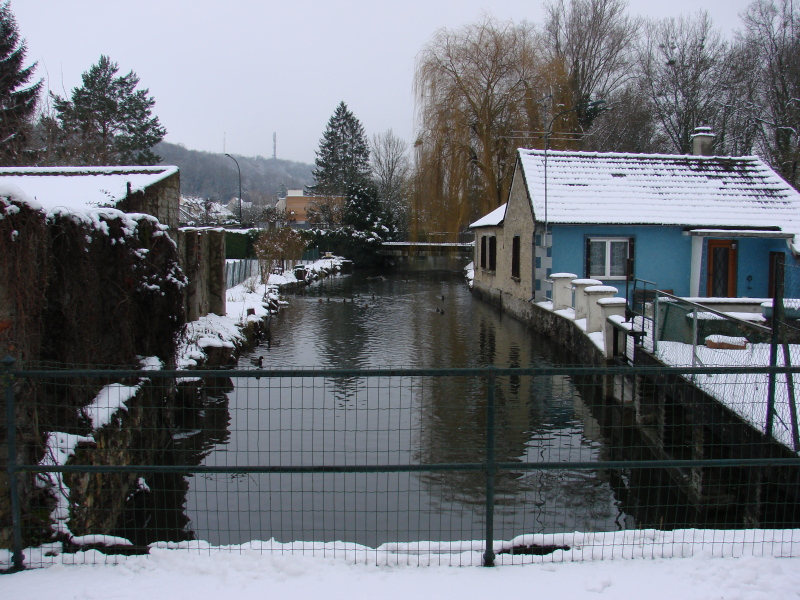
708, 39, 762, 156
580, 83, 669, 153
306, 195, 344, 229
740, 0, 800, 185
636, 11, 729, 154
544, 0, 640, 129
371, 129, 410, 237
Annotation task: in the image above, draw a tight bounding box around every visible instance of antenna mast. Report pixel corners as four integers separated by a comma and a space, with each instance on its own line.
273, 132, 277, 160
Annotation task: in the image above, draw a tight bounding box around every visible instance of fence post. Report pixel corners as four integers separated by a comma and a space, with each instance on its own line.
2, 355, 23, 571
691, 307, 699, 381
652, 292, 659, 354
483, 369, 496, 567
767, 254, 785, 438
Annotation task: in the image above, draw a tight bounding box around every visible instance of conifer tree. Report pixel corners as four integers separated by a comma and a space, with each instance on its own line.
0, 2, 41, 165
308, 101, 371, 196
50, 55, 166, 166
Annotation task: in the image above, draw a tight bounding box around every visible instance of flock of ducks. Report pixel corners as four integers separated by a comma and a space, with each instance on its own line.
314, 293, 447, 314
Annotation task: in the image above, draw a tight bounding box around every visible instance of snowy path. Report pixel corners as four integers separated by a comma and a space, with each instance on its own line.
3, 548, 800, 600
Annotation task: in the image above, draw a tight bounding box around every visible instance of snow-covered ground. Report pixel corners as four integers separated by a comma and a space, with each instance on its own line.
3, 532, 800, 599
178, 256, 343, 367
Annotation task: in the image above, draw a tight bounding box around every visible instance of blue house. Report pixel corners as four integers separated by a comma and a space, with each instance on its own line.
470, 139, 800, 308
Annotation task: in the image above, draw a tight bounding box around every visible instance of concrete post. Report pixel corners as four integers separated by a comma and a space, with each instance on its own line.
181, 229, 200, 322
207, 229, 227, 316
550, 273, 578, 311
598, 297, 628, 355
572, 278, 603, 320
585, 285, 620, 333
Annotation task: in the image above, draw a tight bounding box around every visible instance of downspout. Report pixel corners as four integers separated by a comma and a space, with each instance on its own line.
690, 235, 703, 297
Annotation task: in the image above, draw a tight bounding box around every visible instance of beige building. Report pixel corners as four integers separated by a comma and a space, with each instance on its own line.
276, 189, 345, 228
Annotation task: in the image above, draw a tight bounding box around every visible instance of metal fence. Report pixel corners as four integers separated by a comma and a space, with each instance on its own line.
4, 360, 800, 572
225, 259, 259, 289
616, 257, 798, 456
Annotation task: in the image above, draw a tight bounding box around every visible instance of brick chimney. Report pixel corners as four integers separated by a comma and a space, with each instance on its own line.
691, 126, 715, 156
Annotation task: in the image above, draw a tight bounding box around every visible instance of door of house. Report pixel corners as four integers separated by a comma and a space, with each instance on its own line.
707, 239, 738, 297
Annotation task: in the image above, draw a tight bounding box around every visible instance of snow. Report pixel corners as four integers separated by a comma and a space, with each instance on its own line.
516, 149, 800, 248
571, 278, 603, 286
37, 433, 93, 537
82, 383, 140, 429
598, 297, 628, 306
177, 256, 344, 368
0, 166, 178, 214
469, 203, 506, 228
705, 335, 749, 346
653, 340, 800, 451
690, 310, 766, 322
3, 531, 800, 600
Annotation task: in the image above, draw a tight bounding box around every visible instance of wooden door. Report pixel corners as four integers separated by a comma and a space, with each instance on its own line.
707, 239, 737, 297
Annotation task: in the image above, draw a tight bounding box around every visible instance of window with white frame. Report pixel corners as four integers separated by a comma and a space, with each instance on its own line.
586, 237, 632, 280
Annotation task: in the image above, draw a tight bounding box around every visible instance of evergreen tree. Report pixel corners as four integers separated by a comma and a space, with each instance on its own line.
50, 55, 166, 166
0, 2, 41, 165
308, 101, 371, 196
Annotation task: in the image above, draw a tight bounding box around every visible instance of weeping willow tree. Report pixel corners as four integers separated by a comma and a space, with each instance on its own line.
412, 17, 575, 241
413, 18, 537, 240
411, 4, 638, 240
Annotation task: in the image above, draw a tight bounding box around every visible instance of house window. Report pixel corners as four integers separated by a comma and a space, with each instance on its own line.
587, 237, 633, 280
488, 236, 497, 271
511, 236, 521, 278
480, 236, 487, 269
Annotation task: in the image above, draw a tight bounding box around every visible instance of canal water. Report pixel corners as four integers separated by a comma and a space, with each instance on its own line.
175, 270, 635, 547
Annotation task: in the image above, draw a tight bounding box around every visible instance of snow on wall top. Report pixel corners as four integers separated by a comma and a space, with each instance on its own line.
0, 166, 178, 214
517, 149, 800, 235
470, 203, 506, 228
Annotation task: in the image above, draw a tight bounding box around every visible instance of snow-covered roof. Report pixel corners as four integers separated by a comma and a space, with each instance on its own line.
0, 165, 178, 214
516, 149, 800, 247
470, 203, 506, 228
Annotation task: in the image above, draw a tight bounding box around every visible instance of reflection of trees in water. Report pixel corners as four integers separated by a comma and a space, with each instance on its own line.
172, 377, 233, 463
122, 377, 234, 545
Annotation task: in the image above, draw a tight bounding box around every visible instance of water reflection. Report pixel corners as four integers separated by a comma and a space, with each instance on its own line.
164, 271, 631, 547
116, 377, 233, 546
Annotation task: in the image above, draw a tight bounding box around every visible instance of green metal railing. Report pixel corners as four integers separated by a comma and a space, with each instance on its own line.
5, 361, 800, 571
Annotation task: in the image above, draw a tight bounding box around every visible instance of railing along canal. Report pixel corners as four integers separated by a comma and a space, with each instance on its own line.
4, 362, 800, 571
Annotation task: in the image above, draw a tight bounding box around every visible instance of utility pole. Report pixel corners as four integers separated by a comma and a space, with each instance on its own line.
225, 153, 242, 223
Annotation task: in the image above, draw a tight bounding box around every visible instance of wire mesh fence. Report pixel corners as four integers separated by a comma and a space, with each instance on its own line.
4, 362, 800, 571
225, 259, 259, 289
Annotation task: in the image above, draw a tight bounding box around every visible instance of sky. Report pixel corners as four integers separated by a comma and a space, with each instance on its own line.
13, 0, 756, 165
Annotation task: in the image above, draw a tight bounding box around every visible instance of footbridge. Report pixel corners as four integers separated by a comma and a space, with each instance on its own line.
379, 241, 474, 271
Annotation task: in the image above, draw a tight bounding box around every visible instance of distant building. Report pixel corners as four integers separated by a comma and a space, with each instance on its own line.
180, 196, 236, 225
276, 189, 344, 229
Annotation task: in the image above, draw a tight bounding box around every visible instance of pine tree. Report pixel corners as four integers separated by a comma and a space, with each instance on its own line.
308, 101, 371, 196
51, 55, 166, 166
0, 2, 41, 165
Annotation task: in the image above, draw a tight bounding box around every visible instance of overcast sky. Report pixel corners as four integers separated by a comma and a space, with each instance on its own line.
14, 0, 755, 165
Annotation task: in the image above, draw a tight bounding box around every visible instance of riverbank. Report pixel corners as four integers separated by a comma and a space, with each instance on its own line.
177, 256, 344, 368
